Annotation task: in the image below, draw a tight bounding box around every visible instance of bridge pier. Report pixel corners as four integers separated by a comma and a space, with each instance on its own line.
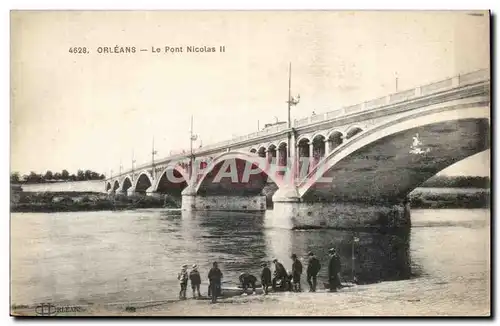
114, 189, 127, 196
272, 188, 410, 229
146, 191, 164, 199
145, 186, 163, 199
181, 186, 266, 211
182, 194, 266, 212
271, 200, 410, 230
126, 186, 138, 197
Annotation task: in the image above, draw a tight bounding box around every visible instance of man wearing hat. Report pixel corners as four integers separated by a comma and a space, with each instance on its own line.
306, 252, 321, 292
328, 248, 342, 292
290, 254, 303, 292
272, 258, 288, 291
208, 262, 223, 298
177, 264, 189, 299
189, 264, 202, 298
260, 262, 272, 295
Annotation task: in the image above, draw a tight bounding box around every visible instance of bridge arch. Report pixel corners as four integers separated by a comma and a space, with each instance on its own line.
106, 182, 112, 192
311, 134, 326, 167
134, 171, 154, 194
121, 176, 133, 193
277, 141, 288, 168
311, 131, 327, 142
265, 144, 278, 164
266, 141, 278, 149
326, 129, 344, 140
326, 130, 344, 152
194, 151, 284, 196
277, 140, 288, 149
250, 148, 257, 153
153, 164, 190, 195
112, 180, 120, 192
257, 146, 267, 158
296, 134, 312, 144
298, 104, 490, 203
345, 125, 364, 140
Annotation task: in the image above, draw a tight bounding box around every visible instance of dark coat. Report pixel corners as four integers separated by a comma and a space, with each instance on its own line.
239, 273, 257, 285
189, 270, 201, 285
292, 259, 303, 276
307, 257, 321, 276
328, 254, 341, 277
274, 262, 287, 278
261, 267, 272, 283
208, 267, 223, 281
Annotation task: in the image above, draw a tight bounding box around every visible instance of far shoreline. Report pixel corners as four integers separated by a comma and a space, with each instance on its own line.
10, 187, 490, 213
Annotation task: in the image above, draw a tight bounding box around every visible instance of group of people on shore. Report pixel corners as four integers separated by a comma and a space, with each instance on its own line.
177, 248, 342, 299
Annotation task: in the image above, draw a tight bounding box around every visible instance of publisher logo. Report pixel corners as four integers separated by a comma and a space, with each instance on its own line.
35, 303, 57, 316
35, 303, 84, 316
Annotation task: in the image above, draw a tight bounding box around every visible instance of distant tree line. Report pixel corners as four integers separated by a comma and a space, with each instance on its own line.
10, 170, 105, 184
420, 175, 490, 189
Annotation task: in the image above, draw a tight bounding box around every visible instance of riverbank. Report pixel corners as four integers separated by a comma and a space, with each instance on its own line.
11, 272, 490, 316
132, 275, 489, 316
409, 188, 489, 209
10, 191, 170, 213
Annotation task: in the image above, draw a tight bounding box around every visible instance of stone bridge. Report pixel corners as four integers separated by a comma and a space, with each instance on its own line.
106, 69, 490, 229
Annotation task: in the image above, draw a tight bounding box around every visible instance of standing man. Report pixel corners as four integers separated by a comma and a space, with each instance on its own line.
306, 252, 321, 292
208, 262, 223, 298
189, 264, 202, 298
260, 262, 272, 295
328, 248, 342, 292
177, 264, 189, 299
290, 254, 303, 292
272, 258, 288, 291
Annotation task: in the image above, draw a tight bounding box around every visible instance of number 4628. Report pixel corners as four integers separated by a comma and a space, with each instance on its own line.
69, 47, 88, 54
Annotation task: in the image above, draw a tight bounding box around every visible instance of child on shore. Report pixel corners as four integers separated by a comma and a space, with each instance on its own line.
189, 264, 202, 298
177, 264, 188, 299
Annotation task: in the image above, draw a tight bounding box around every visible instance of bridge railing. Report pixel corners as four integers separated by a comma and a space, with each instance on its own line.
420, 78, 453, 96
110, 68, 489, 180
289, 68, 488, 128
459, 69, 490, 86
389, 89, 416, 103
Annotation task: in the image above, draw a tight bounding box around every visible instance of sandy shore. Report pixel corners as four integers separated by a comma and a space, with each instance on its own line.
13, 274, 489, 317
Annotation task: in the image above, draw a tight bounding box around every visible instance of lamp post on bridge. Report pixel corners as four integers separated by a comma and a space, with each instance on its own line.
189, 115, 198, 180
286, 62, 300, 178
131, 150, 136, 180
286, 62, 301, 129
151, 137, 158, 179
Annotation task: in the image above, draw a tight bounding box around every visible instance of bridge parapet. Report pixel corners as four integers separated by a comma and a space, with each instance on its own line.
293, 69, 488, 129
344, 103, 362, 115
389, 89, 415, 103
459, 69, 489, 85
421, 78, 453, 96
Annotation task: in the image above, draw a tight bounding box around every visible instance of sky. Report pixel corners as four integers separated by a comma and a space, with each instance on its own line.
10, 11, 490, 177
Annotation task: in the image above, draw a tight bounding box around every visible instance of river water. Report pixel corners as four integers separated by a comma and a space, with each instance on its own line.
10, 208, 490, 307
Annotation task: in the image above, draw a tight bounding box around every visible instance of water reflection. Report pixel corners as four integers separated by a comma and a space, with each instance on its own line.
263, 210, 412, 285
180, 210, 269, 275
